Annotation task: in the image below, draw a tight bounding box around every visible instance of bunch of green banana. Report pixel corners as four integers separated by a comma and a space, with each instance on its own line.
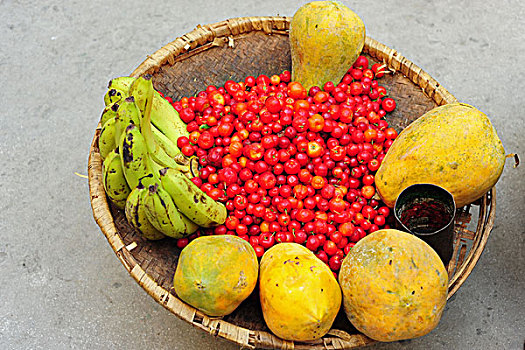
97, 75, 226, 241
98, 76, 190, 171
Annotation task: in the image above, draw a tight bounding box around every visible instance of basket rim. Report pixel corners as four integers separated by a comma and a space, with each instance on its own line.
89, 15, 496, 350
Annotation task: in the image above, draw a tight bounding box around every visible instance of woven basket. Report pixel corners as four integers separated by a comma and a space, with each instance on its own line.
88, 16, 495, 349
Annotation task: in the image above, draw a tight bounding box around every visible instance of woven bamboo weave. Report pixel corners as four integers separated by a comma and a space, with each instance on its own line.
88, 16, 495, 349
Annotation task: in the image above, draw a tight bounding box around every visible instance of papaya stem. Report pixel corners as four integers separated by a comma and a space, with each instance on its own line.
506, 153, 519, 168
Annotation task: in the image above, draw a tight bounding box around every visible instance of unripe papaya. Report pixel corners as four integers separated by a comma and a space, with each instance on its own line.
173, 235, 258, 317
259, 243, 341, 341
376, 103, 505, 208
289, 1, 365, 91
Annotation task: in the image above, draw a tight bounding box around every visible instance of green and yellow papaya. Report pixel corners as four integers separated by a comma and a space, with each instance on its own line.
376, 103, 505, 208
289, 1, 366, 91
173, 235, 258, 317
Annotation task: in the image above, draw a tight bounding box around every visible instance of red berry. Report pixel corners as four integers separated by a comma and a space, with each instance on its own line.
323, 240, 338, 256
328, 255, 342, 271
176, 238, 189, 249
306, 236, 320, 252
381, 97, 396, 112
353, 55, 369, 69
253, 246, 265, 258
265, 96, 282, 113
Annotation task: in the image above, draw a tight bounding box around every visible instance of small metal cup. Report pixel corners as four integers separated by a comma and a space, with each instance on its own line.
394, 184, 456, 265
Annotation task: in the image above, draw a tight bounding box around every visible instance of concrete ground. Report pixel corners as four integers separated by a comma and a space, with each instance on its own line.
1, 0, 523, 349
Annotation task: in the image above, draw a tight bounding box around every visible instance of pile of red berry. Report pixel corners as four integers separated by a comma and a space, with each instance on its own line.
169, 55, 398, 275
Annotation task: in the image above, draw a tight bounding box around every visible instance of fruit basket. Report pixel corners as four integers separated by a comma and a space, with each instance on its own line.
88, 16, 496, 349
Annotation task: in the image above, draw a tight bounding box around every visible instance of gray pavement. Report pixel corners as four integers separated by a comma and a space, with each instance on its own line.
1, 0, 523, 349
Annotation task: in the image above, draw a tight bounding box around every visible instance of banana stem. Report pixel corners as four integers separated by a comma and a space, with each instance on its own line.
140, 80, 155, 152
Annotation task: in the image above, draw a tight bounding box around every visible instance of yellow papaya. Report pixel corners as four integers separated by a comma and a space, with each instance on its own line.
289, 1, 365, 91
173, 235, 258, 317
376, 103, 505, 208
338, 229, 448, 342
259, 243, 341, 341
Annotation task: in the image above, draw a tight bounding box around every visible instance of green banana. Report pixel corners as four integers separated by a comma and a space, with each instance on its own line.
102, 147, 131, 209
114, 96, 141, 146
147, 156, 165, 179
101, 77, 135, 124
108, 76, 136, 93
148, 158, 194, 184
100, 101, 120, 127
129, 76, 149, 112
104, 88, 126, 106
149, 90, 189, 144
159, 167, 227, 227
125, 185, 166, 240
152, 123, 181, 158
180, 214, 199, 235
119, 123, 158, 189
118, 96, 141, 125
143, 183, 199, 239
130, 75, 189, 147
98, 117, 117, 161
